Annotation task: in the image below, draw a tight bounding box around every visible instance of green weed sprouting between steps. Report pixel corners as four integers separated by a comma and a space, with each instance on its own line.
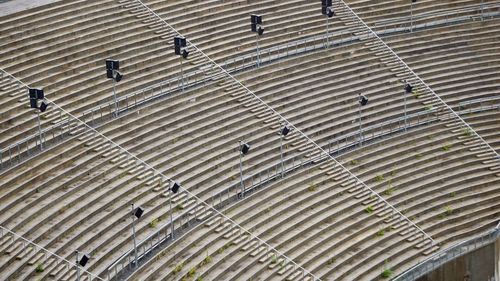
375, 174, 385, 182
149, 218, 159, 228
173, 262, 183, 274
381, 268, 393, 278
35, 263, 44, 273
462, 127, 473, 137
442, 144, 452, 151
308, 183, 318, 192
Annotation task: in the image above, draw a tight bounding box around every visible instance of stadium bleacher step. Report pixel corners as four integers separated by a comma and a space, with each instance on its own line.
5, 241, 22, 254
332, 172, 349, 181
393, 219, 410, 231
181, 199, 196, 209
268, 258, 284, 268
93, 140, 111, 152
237, 94, 253, 103
197, 210, 212, 221
223, 228, 239, 239
146, 176, 161, 186
256, 110, 273, 119
1, 83, 19, 92
137, 169, 153, 180
376, 207, 392, 218
423, 245, 440, 255
8, 90, 22, 98
205, 216, 221, 228
385, 214, 400, 225
287, 270, 302, 280
482, 159, 498, 165
102, 148, 119, 158
110, 153, 127, 164
401, 227, 419, 239
476, 152, 496, 158
16, 245, 34, 260
46, 259, 60, 277
231, 234, 248, 246
85, 137, 103, 147
69, 125, 86, 136
488, 165, 500, 171
340, 177, 356, 187
242, 99, 259, 108
468, 144, 487, 152
77, 131, 94, 142
354, 190, 370, 200
19, 96, 29, 105
362, 196, 378, 206
60, 269, 76, 281
263, 115, 279, 124
0, 235, 13, 250
249, 245, 266, 257
258, 252, 274, 263
277, 263, 293, 275
28, 252, 44, 265
347, 184, 363, 193
215, 222, 231, 233
171, 193, 187, 204
50, 262, 67, 277
325, 167, 341, 176
119, 160, 135, 169
188, 205, 204, 216
241, 240, 258, 251
319, 163, 332, 170
415, 238, 432, 249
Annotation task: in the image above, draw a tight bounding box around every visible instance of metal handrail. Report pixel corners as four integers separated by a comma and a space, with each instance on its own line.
393, 224, 500, 281
6, 7, 497, 169
126, 1, 445, 280
0, 225, 104, 280
1, 0, 498, 279
458, 95, 500, 114
335, 0, 499, 161
374, 2, 500, 26
107, 106, 445, 279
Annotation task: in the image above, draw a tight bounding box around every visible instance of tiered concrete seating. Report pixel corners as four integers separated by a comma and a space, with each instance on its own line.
383, 20, 500, 108
142, 0, 332, 61
1, 0, 499, 280
129, 116, 499, 280
462, 109, 500, 152
344, 0, 500, 31
233, 42, 430, 153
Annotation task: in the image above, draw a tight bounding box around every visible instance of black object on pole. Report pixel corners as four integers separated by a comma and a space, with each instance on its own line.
240, 142, 250, 155
79, 254, 90, 267
174, 36, 189, 58
321, 0, 333, 15
405, 82, 413, 94
105, 59, 120, 71
30, 99, 38, 109
174, 36, 187, 48
281, 125, 290, 136
171, 182, 180, 194
250, 15, 264, 36
39, 102, 48, 113
134, 206, 144, 219
359, 94, 369, 106
250, 14, 264, 67
105, 59, 123, 117
28, 88, 45, 108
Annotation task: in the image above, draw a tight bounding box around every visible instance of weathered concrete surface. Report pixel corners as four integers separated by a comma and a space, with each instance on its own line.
417, 243, 495, 281
0, 0, 62, 17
